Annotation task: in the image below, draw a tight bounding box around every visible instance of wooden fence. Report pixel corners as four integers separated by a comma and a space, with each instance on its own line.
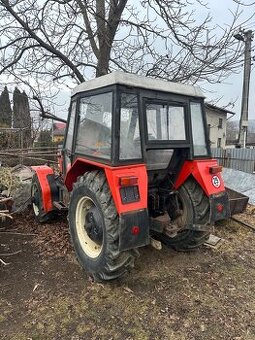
1, 146, 255, 174
0, 146, 58, 167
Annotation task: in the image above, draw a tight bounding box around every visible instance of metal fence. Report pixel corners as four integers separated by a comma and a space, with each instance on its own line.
211, 148, 255, 174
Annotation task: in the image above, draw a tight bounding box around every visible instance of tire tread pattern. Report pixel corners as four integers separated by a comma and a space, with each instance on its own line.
161, 178, 210, 251
68, 170, 138, 281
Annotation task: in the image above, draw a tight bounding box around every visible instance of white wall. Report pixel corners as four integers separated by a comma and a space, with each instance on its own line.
206, 108, 227, 148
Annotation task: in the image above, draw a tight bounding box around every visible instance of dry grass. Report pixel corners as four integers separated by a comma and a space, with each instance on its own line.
0, 207, 255, 340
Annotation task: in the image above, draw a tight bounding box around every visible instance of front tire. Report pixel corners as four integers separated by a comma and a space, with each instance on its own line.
68, 170, 138, 281
160, 178, 210, 251
31, 174, 54, 223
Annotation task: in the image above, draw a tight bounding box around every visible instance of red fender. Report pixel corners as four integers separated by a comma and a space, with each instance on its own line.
174, 160, 225, 196
104, 166, 147, 214
64, 158, 148, 214
31, 165, 54, 212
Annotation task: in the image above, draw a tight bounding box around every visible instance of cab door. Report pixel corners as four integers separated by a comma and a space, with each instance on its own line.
62, 101, 77, 178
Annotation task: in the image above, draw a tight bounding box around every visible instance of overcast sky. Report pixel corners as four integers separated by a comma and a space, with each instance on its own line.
198, 0, 255, 121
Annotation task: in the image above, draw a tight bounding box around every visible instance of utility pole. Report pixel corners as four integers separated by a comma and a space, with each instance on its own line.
234, 29, 254, 148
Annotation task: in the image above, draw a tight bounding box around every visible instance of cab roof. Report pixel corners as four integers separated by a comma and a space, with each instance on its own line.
72, 71, 204, 98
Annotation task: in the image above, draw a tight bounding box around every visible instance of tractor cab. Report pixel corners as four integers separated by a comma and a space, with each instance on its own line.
31, 72, 230, 282
62, 72, 209, 182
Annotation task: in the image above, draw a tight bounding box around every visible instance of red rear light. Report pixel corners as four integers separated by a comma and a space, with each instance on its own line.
209, 166, 222, 174
131, 226, 140, 235
119, 176, 138, 187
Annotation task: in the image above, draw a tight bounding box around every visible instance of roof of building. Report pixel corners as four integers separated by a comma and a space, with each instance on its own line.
53, 122, 66, 137
72, 71, 204, 98
205, 103, 236, 116
53, 122, 66, 130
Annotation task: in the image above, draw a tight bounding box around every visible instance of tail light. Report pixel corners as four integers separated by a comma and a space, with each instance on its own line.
209, 166, 222, 174
119, 176, 138, 187
119, 176, 140, 204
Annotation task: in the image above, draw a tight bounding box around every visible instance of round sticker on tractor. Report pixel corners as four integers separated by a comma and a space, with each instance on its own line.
212, 175, 221, 188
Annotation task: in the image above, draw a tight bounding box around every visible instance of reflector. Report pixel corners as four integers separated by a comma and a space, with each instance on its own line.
216, 204, 224, 213
131, 226, 140, 235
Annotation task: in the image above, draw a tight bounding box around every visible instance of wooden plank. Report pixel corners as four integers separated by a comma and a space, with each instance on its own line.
231, 216, 255, 231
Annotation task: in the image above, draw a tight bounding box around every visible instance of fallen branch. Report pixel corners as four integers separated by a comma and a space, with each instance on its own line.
0, 250, 22, 256
0, 197, 13, 204
0, 213, 13, 219
0, 258, 10, 265
0, 231, 37, 236
11, 197, 31, 215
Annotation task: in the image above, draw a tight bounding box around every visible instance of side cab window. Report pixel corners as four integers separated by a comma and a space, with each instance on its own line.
63, 101, 76, 174
65, 101, 76, 151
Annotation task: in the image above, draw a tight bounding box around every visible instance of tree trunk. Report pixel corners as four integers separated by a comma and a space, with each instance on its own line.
96, 47, 111, 77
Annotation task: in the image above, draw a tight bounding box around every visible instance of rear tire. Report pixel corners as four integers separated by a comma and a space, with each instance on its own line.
31, 174, 54, 223
68, 170, 138, 281
160, 178, 210, 251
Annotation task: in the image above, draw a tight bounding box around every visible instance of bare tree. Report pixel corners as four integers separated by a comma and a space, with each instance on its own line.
0, 0, 252, 98
233, 1, 255, 6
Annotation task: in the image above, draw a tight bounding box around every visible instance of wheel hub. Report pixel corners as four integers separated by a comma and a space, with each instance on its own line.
85, 206, 103, 245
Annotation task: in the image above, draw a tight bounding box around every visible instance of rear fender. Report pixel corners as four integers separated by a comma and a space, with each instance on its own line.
174, 160, 225, 196
104, 166, 148, 214
31, 165, 58, 213
64, 158, 148, 214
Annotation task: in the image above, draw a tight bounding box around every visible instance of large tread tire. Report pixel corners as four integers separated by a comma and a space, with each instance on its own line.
68, 170, 138, 282
31, 174, 55, 223
160, 178, 210, 251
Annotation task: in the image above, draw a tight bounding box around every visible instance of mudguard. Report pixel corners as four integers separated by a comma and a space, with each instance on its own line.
64, 158, 148, 214
174, 159, 225, 196
174, 159, 231, 222
31, 165, 57, 213
64, 158, 150, 251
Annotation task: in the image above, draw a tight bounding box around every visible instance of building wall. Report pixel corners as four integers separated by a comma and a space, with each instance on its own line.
205, 108, 227, 148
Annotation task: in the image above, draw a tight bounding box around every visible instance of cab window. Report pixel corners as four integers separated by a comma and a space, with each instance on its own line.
76, 92, 112, 159
146, 103, 186, 141
190, 102, 208, 156
119, 93, 142, 160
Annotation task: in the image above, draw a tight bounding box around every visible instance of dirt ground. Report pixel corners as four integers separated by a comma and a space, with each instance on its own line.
1, 206, 255, 340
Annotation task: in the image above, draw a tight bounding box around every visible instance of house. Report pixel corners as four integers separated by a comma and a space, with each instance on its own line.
52, 122, 66, 143
226, 119, 255, 148
205, 104, 235, 149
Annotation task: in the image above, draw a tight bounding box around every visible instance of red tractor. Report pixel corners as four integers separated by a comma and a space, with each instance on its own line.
31, 72, 230, 281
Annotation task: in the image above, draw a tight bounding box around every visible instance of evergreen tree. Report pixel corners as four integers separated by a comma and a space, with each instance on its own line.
13, 87, 32, 147
0, 86, 12, 127
21, 91, 31, 129
13, 87, 22, 128
22, 91, 32, 147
